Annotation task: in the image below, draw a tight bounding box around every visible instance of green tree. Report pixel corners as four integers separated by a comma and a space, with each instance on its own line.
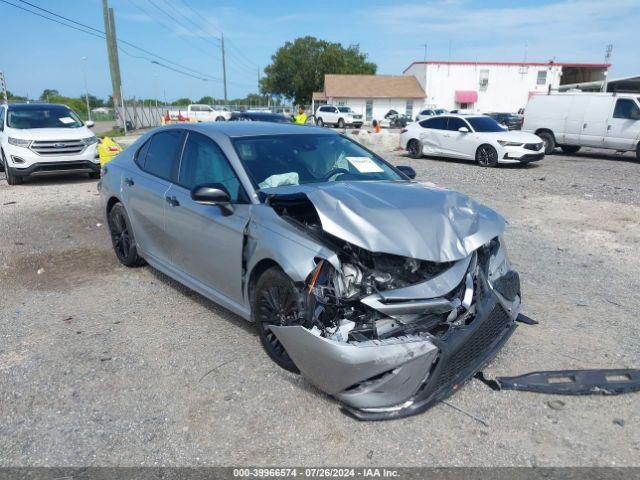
7, 91, 28, 102
172, 97, 192, 106
197, 96, 215, 105
260, 36, 376, 104
39, 89, 60, 101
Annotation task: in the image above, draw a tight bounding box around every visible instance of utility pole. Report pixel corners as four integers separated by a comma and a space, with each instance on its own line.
102, 0, 122, 116
603, 44, 613, 92
82, 57, 91, 121
221, 32, 228, 104
0, 71, 7, 104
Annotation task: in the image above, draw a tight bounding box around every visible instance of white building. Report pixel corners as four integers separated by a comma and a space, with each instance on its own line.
312, 74, 426, 123
403, 61, 610, 113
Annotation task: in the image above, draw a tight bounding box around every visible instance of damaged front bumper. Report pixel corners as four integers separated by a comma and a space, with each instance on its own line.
271, 239, 521, 420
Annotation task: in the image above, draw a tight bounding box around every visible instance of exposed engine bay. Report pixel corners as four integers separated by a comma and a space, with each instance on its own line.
264, 188, 522, 419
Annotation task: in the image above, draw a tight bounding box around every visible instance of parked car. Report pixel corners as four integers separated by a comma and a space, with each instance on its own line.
485, 112, 524, 130
400, 114, 544, 167
522, 93, 640, 158
100, 122, 522, 419
416, 109, 437, 121
379, 110, 413, 129
0, 103, 99, 185
314, 105, 363, 128
167, 104, 230, 123
229, 111, 291, 123
449, 109, 475, 115
415, 108, 448, 122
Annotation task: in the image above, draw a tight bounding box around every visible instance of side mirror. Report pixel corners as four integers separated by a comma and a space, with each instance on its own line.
458, 127, 470, 133
86, 120, 95, 128
397, 165, 417, 179
191, 183, 234, 215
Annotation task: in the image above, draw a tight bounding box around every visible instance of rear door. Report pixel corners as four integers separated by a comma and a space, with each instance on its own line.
123, 129, 184, 263
164, 131, 250, 304
564, 96, 589, 145
605, 98, 640, 150
418, 116, 448, 155
580, 96, 612, 147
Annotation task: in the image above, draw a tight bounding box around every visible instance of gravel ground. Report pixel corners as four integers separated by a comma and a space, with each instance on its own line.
0, 146, 639, 467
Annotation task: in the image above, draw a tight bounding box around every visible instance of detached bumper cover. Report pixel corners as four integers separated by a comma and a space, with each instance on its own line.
272, 295, 517, 420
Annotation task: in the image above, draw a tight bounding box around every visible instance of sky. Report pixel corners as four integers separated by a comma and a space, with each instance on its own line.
0, 0, 638, 102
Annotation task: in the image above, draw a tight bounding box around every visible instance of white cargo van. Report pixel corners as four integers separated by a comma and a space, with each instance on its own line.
522, 93, 640, 160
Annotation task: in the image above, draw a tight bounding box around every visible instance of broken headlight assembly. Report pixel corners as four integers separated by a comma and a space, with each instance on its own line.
486, 236, 521, 306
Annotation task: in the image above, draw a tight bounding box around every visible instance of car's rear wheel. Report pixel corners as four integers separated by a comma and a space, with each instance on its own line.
253, 267, 300, 373
215, 116, 225, 122
538, 131, 556, 154
107, 203, 145, 267
476, 144, 499, 167
407, 139, 422, 159
316, 117, 324, 127
560, 145, 581, 154
337, 118, 345, 128
2, 151, 23, 185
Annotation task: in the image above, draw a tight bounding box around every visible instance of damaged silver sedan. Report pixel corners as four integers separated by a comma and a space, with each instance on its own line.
100, 122, 522, 420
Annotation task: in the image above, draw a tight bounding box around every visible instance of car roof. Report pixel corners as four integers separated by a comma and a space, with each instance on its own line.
185, 121, 335, 138
233, 112, 289, 121
7, 103, 70, 110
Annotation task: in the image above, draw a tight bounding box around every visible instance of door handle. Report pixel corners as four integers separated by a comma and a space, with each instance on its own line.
165, 195, 180, 207
607, 125, 612, 131
124, 177, 134, 186
583, 123, 588, 129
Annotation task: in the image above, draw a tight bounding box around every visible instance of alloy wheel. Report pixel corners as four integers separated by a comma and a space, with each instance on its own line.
256, 284, 299, 362
109, 208, 132, 261
477, 146, 498, 167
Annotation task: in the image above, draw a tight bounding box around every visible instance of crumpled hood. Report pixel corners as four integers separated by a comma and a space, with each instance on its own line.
264, 181, 505, 262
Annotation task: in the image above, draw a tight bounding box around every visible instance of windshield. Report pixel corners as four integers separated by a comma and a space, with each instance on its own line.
233, 134, 403, 189
337, 107, 353, 113
466, 116, 505, 133
7, 106, 83, 129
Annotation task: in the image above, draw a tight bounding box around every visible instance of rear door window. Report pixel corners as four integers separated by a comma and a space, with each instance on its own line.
420, 117, 447, 129
143, 130, 183, 181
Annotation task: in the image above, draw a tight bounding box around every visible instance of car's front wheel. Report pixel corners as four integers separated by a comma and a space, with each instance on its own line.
316, 117, 324, 127
253, 267, 300, 373
215, 116, 225, 122
407, 139, 422, 159
2, 150, 23, 185
107, 203, 146, 267
476, 144, 499, 167
337, 118, 345, 128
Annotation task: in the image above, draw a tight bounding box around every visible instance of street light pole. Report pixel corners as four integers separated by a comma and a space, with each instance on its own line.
82, 57, 91, 122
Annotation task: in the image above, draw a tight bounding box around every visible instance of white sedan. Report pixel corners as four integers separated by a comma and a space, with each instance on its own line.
400, 114, 544, 167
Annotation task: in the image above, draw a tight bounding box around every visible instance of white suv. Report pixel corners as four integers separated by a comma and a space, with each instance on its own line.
315, 105, 363, 128
0, 103, 99, 185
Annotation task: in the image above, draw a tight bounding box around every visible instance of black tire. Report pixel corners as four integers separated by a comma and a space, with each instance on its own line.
407, 139, 422, 159
560, 145, 581, 154
538, 131, 556, 154
253, 267, 300, 373
89, 171, 100, 179
476, 144, 499, 167
337, 118, 345, 128
2, 150, 23, 185
316, 117, 324, 127
215, 116, 225, 122
107, 203, 145, 267
637, 143, 640, 162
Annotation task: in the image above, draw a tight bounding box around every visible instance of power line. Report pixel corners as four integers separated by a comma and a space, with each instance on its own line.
157, 0, 220, 44
129, 0, 216, 59
8, 0, 219, 81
